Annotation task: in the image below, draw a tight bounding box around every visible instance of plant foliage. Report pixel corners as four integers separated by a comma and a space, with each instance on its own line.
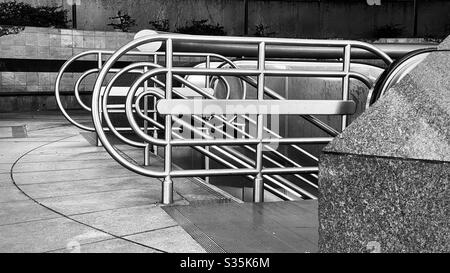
254, 23, 276, 37
175, 19, 226, 36
0, 1, 69, 28
0, 25, 24, 37
149, 19, 170, 32
108, 11, 137, 32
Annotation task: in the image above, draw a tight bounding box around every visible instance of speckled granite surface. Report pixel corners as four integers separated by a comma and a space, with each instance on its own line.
319, 154, 449, 252
318, 35, 450, 253
323, 37, 450, 162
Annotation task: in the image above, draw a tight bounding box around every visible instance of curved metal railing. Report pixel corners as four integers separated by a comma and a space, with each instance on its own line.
367, 47, 437, 106
55, 49, 238, 132
87, 34, 393, 204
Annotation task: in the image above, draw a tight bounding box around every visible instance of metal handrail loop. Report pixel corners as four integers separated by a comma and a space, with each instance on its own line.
91, 34, 393, 204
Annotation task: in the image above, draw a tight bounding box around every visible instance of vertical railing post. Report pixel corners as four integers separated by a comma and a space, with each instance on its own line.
341, 45, 351, 131
204, 55, 211, 184
153, 53, 159, 156
143, 65, 150, 166
254, 42, 265, 203
96, 52, 103, 147
163, 39, 173, 204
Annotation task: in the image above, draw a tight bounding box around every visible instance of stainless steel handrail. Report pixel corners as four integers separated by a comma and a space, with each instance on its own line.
98, 57, 373, 177
166, 40, 436, 59
367, 48, 438, 107
90, 34, 393, 204
55, 49, 238, 132
100, 64, 323, 200
132, 89, 317, 200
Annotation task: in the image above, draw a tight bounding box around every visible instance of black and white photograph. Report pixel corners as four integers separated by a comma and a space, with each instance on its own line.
0, 0, 448, 263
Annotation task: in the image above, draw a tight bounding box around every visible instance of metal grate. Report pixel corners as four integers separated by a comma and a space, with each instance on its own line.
163, 206, 227, 253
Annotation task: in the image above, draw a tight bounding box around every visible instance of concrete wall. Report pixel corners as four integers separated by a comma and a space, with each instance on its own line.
0, 27, 135, 94
2, 0, 448, 38
0, 27, 135, 60
0, 26, 137, 112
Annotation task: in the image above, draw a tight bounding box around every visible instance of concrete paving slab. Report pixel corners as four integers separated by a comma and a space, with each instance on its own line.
48, 238, 160, 253
0, 112, 233, 252
18, 152, 113, 163
28, 145, 106, 155
30, 140, 139, 155
18, 176, 154, 199
0, 217, 111, 253
14, 159, 121, 173
27, 130, 79, 138
0, 155, 23, 164
35, 188, 183, 215
125, 226, 206, 253
71, 205, 178, 237
0, 137, 76, 143
37, 139, 98, 150
0, 186, 29, 203
0, 141, 51, 163
0, 141, 49, 153
13, 167, 139, 185
0, 127, 12, 138
0, 139, 49, 144
0, 173, 12, 187
0, 200, 60, 226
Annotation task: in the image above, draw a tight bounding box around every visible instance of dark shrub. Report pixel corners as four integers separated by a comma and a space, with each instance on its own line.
108, 11, 137, 32
0, 25, 24, 37
0, 1, 69, 28
176, 19, 226, 36
149, 19, 170, 32
254, 23, 276, 37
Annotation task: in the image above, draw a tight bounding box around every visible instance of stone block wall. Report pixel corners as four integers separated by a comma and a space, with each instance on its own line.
0, 27, 137, 112
0, 27, 135, 59
0, 26, 208, 112
0, 27, 135, 93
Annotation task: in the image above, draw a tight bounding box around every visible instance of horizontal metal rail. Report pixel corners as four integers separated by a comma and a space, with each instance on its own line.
107, 75, 319, 200
55, 49, 238, 132
89, 34, 393, 204
166, 40, 436, 59
156, 99, 356, 115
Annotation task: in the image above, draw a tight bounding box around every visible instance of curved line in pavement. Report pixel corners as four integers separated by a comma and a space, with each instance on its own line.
9, 134, 167, 253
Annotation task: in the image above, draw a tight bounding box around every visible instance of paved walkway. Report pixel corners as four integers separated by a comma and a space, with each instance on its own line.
0, 112, 232, 253
0, 112, 318, 253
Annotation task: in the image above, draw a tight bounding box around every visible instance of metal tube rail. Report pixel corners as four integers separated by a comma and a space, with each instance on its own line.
104, 72, 316, 200
58, 43, 372, 151
123, 68, 357, 147
170, 114, 317, 198
55, 48, 239, 131
137, 88, 321, 192
206, 58, 373, 136
102, 62, 163, 148
101, 64, 320, 196
91, 34, 393, 204
132, 80, 319, 199
167, 40, 435, 59
119, 88, 313, 200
